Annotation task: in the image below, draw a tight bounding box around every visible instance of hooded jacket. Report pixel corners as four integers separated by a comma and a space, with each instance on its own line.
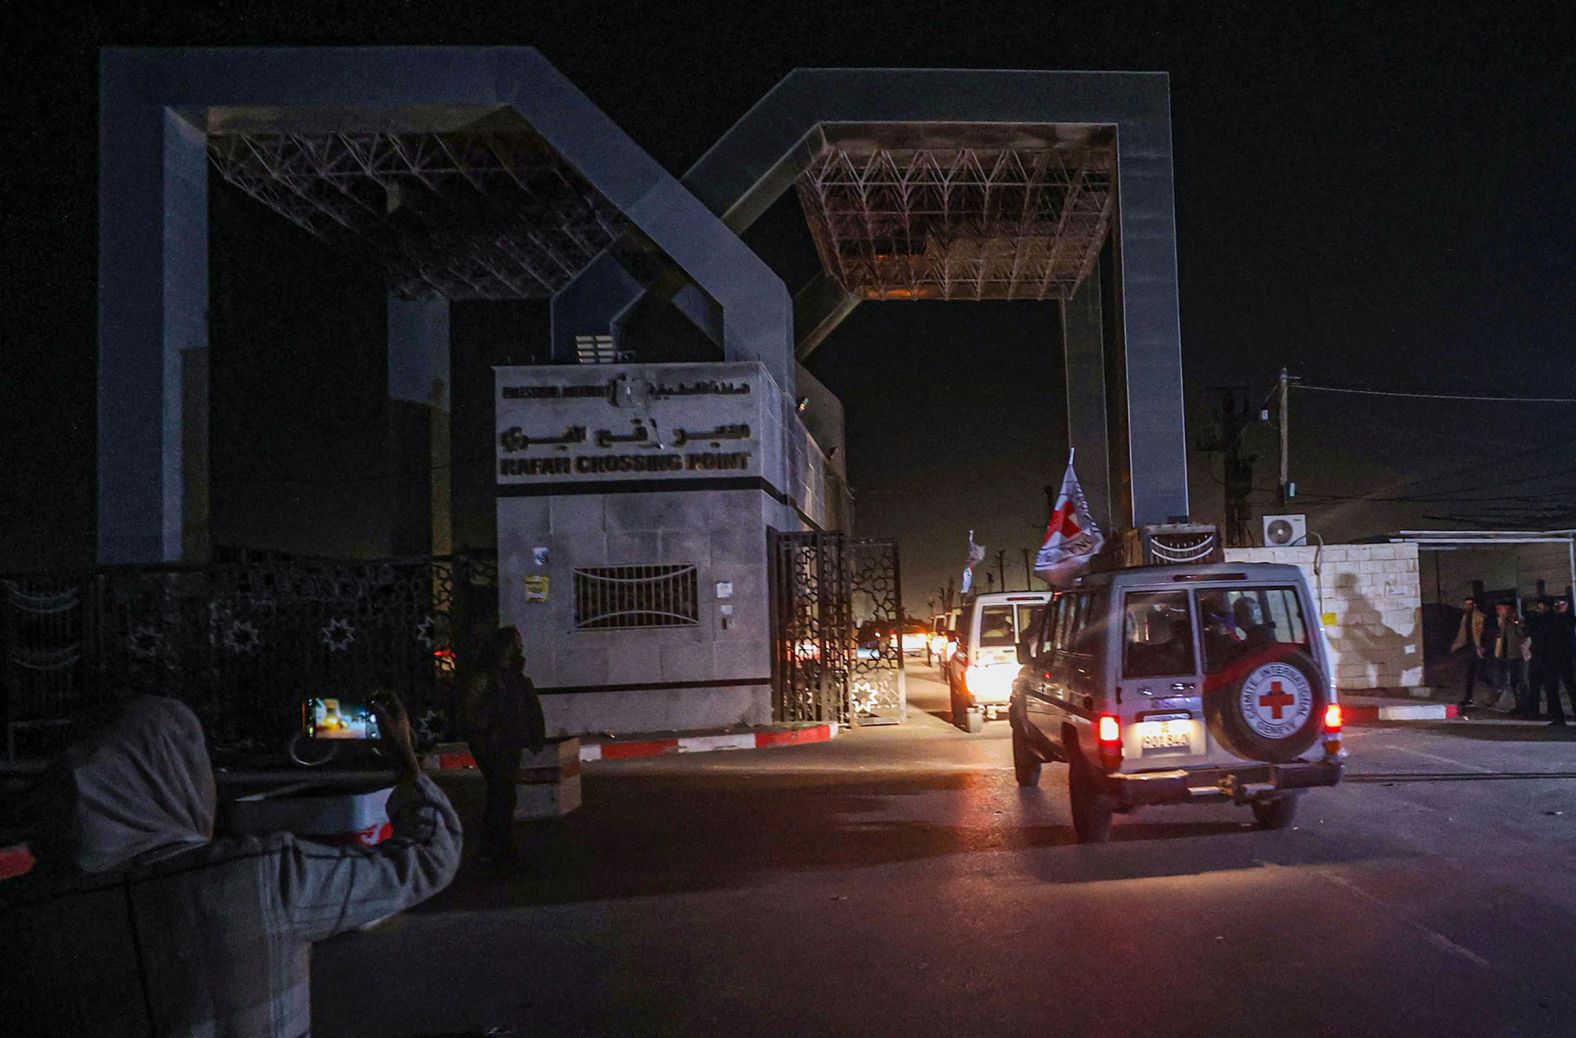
0, 695, 461, 1037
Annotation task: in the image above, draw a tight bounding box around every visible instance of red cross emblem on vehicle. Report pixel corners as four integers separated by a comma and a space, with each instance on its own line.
1258, 680, 1296, 719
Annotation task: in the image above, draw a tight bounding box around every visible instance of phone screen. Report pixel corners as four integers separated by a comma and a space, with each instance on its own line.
303, 697, 381, 740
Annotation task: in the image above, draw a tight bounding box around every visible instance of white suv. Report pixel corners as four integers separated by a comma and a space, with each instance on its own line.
946, 592, 1052, 733
1009, 564, 1344, 842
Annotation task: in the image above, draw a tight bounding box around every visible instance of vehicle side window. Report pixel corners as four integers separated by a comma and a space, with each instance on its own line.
1049, 596, 1070, 653
1072, 590, 1107, 656
1039, 596, 1058, 655
1122, 590, 1196, 678
1017, 604, 1044, 641
1057, 594, 1081, 653
1196, 586, 1310, 673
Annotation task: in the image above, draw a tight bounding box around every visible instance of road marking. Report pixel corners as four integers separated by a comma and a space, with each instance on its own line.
1318, 871, 1491, 970
1385, 745, 1496, 774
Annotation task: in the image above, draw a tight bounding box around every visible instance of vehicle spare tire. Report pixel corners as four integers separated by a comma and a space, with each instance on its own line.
1204, 648, 1328, 763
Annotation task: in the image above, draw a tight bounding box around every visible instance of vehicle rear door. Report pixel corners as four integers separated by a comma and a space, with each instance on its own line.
1117, 589, 1210, 770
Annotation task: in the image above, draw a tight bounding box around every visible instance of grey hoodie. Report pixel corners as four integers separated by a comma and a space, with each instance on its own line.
0, 695, 462, 1037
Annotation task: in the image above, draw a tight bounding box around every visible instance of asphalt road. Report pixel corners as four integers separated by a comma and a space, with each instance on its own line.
315, 671, 1576, 1037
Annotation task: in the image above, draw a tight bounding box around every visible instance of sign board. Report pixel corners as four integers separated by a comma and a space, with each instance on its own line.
496, 363, 763, 486
523, 576, 550, 603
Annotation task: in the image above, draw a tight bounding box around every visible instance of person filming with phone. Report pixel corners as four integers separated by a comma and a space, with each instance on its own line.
1, 690, 461, 1037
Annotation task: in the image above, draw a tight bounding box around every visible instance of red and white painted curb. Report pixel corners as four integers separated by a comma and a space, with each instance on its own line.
1, 844, 35, 881
1343, 702, 1458, 724
583, 723, 839, 763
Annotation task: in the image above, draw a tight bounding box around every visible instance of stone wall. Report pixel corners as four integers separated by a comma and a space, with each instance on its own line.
1224, 543, 1426, 691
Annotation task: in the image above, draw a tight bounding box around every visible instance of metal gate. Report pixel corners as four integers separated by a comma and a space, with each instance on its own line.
771, 532, 905, 726
1, 555, 496, 761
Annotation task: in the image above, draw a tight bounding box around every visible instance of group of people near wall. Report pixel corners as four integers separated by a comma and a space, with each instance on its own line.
1454, 595, 1576, 724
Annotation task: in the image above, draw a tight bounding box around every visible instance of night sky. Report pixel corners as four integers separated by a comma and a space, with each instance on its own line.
4, 2, 1574, 612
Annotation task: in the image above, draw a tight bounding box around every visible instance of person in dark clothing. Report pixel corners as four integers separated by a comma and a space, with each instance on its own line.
1543, 598, 1576, 727
1492, 601, 1530, 715
1451, 596, 1489, 708
1525, 599, 1559, 722
458, 625, 547, 864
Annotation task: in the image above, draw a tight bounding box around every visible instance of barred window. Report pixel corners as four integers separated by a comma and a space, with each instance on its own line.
573, 564, 700, 631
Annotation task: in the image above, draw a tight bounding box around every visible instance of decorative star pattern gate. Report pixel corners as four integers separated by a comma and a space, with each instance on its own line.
771, 532, 905, 726
2, 556, 496, 760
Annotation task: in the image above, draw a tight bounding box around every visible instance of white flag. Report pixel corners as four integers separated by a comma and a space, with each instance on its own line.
1034, 457, 1104, 587
961, 529, 986, 595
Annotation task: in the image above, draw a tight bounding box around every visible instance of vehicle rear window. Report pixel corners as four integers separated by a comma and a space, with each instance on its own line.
977, 605, 1019, 646
1122, 590, 1196, 677
1017, 604, 1044, 640
1196, 586, 1310, 673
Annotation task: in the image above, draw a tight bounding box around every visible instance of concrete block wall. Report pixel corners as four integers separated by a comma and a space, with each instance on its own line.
499, 489, 778, 737
1224, 543, 1426, 690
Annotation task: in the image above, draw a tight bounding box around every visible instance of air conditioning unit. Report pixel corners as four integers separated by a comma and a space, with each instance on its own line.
1262, 514, 1308, 546
574, 334, 617, 364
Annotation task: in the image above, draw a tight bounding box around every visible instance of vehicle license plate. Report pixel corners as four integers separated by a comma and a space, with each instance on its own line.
1137, 719, 1191, 755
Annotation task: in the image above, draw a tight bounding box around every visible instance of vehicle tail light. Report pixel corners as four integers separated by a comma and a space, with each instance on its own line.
1322, 702, 1343, 756
1096, 714, 1122, 771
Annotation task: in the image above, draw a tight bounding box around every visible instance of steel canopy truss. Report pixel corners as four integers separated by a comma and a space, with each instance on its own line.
208, 130, 627, 299
794, 144, 1116, 301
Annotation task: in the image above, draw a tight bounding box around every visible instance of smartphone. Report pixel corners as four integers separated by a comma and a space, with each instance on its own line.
303, 697, 381, 740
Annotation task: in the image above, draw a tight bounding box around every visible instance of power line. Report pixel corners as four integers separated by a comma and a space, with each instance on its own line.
1295, 382, 1576, 404
1300, 439, 1575, 503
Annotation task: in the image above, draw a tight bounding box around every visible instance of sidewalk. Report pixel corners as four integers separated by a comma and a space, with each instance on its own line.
420, 721, 840, 768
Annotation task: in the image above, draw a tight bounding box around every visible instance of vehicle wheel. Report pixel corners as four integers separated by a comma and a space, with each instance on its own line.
1205, 648, 1328, 763
1012, 721, 1042, 787
1251, 793, 1299, 830
964, 707, 985, 734
1068, 754, 1114, 843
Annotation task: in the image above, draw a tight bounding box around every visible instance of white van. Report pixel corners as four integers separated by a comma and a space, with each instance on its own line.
945, 591, 1053, 733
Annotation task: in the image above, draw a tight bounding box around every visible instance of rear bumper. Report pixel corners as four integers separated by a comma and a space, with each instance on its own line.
1105, 758, 1344, 808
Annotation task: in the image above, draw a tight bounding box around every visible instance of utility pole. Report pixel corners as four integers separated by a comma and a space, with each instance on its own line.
1278, 366, 1291, 508
1194, 386, 1261, 548
1021, 547, 1033, 589
994, 550, 1007, 594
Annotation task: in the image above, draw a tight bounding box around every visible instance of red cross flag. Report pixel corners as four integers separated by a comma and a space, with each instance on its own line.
1034, 453, 1104, 587
961, 529, 986, 595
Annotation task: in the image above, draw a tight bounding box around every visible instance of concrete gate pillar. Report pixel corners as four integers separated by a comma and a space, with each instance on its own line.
1062, 267, 1113, 535
387, 297, 451, 557
97, 102, 210, 564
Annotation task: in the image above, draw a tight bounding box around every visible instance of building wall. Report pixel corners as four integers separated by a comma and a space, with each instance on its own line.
495, 361, 834, 736
1225, 543, 1426, 691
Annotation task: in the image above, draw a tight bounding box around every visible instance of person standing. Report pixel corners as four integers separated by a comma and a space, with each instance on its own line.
1525, 601, 1550, 721
1545, 597, 1576, 727
1451, 595, 1488, 708
1492, 600, 1530, 716
458, 625, 547, 865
